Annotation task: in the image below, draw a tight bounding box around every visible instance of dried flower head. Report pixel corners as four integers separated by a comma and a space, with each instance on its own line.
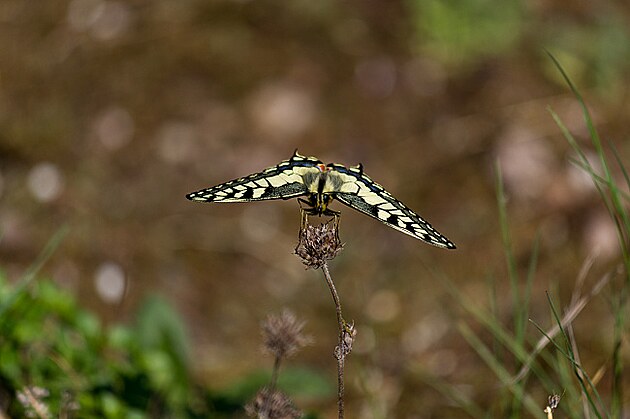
16, 386, 51, 419
61, 391, 80, 415
245, 387, 302, 419
544, 392, 562, 418
548, 393, 561, 410
334, 321, 357, 359
262, 309, 311, 360
295, 215, 343, 269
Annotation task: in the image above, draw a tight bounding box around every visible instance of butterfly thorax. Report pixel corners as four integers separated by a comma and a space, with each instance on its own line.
301, 165, 344, 216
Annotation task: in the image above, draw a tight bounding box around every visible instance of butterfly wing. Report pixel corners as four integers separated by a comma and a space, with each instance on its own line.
329, 164, 456, 249
186, 151, 322, 203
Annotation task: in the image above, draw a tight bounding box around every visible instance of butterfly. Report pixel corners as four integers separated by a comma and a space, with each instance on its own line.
187, 151, 455, 249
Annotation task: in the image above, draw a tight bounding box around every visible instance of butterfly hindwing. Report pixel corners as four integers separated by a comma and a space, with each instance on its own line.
186, 152, 322, 203
329, 164, 456, 249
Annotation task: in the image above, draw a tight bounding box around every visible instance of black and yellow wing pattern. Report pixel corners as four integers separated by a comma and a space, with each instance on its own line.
187, 151, 455, 249
186, 152, 322, 202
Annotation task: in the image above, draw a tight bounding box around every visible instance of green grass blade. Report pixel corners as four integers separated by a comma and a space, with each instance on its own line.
566, 157, 630, 203
0, 225, 68, 317
494, 163, 525, 343
411, 367, 487, 419
522, 234, 539, 335
545, 51, 603, 154
548, 52, 629, 417
458, 322, 541, 417
539, 293, 608, 419
609, 138, 630, 191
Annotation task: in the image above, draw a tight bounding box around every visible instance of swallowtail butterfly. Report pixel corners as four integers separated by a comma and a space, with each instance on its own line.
187, 151, 456, 249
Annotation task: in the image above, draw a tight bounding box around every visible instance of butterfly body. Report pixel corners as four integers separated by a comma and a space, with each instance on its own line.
187, 151, 456, 249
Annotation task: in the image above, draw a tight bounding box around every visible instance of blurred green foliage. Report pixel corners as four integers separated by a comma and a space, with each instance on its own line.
544, 20, 630, 93
0, 271, 332, 417
409, 0, 524, 66
0, 273, 218, 417
409, 0, 630, 92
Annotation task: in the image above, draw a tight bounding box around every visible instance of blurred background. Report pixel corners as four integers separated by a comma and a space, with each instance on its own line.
1, 0, 630, 417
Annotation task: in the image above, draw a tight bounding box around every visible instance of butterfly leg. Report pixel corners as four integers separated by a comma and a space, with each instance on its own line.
325, 212, 341, 244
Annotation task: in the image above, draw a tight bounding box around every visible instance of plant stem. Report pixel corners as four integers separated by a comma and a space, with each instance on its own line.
322, 263, 344, 328
321, 262, 346, 419
270, 355, 281, 389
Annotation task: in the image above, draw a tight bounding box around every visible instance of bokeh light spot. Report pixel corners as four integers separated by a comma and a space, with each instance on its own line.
366, 289, 400, 323
94, 262, 126, 304
158, 121, 197, 164
27, 163, 64, 203
249, 84, 316, 141
91, 1, 132, 40
94, 106, 134, 150
67, 0, 105, 31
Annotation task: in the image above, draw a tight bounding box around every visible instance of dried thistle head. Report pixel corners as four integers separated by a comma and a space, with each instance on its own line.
245, 387, 302, 419
262, 309, 311, 360
547, 393, 561, 410
16, 386, 51, 419
543, 392, 561, 416
295, 214, 343, 269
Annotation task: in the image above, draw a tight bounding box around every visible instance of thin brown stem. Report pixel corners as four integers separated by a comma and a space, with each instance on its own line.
270, 356, 281, 390
296, 212, 348, 418
321, 262, 354, 419
321, 263, 344, 328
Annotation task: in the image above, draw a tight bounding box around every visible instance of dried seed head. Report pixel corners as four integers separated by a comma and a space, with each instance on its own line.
548, 393, 561, 410
262, 309, 311, 360
544, 393, 562, 417
295, 216, 343, 269
334, 321, 357, 359
16, 386, 51, 419
245, 387, 302, 419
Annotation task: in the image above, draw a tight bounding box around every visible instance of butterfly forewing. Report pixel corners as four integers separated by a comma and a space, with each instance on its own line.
328, 164, 456, 249
186, 153, 322, 203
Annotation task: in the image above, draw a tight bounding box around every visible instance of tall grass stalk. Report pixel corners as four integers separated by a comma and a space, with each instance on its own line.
547, 51, 629, 418
531, 294, 608, 419
420, 55, 628, 418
